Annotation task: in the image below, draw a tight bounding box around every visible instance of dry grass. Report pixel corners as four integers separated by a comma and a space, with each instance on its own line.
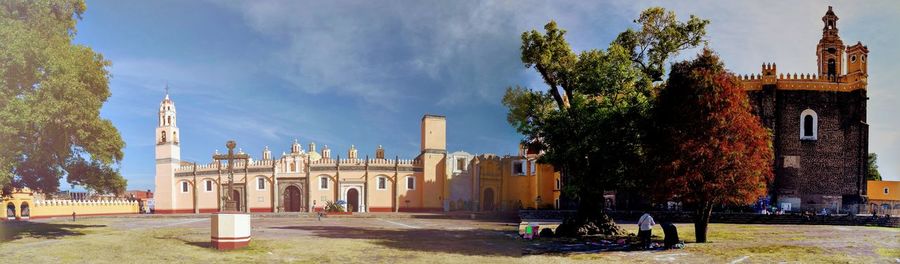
0, 217, 897, 263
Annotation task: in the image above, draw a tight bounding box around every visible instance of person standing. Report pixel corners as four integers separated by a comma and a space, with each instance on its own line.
637, 212, 656, 249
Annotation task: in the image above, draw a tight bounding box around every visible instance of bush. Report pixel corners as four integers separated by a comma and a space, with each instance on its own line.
325, 201, 345, 212
539, 228, 555, 238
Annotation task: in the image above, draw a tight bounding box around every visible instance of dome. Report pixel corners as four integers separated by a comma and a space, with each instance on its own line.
308, 151, 322, 161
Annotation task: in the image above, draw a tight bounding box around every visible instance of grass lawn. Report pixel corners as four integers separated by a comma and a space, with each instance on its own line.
0, 216, 898, 263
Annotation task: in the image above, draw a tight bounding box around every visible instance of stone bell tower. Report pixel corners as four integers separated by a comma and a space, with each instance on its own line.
817, 6, 844, 81
155, 88, 181, 213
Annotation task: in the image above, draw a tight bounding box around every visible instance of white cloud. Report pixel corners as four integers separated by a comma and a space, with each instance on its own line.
208, 0, 900, 179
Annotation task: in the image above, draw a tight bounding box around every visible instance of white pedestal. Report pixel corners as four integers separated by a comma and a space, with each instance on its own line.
211, 213, 251, 250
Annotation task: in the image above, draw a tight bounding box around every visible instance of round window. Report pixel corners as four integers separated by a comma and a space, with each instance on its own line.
850, 55, 856, 63
862, 55, 866, 63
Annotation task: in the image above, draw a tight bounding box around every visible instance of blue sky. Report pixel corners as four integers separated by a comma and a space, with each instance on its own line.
71, 0, 900, 191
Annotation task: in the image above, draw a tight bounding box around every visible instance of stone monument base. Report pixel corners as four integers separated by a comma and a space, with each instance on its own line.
211, 212, 251, 250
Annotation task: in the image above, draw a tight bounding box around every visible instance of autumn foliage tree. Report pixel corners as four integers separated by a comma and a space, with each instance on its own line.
650, 49, 773, 243
505, 8, 708, 236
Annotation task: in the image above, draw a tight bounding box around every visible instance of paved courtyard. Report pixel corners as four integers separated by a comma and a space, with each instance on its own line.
0, 214, 898, 263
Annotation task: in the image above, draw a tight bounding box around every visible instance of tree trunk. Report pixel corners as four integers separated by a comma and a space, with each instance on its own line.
694, 202, 713, 243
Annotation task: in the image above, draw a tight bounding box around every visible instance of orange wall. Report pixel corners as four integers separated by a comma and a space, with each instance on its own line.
867, 180, 900, 201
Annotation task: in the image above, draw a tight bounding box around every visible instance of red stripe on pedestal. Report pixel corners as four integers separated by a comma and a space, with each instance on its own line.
211, 239, 250, 250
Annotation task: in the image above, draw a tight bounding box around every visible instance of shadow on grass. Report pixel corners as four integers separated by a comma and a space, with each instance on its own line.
406, 211, 520, 223
0, 221, 106, 242
186, 241, 212, 248
151, 232, 213, 250
272, 225, 524, 257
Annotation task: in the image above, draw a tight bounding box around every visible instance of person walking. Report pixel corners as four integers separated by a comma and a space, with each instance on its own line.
637, 212, 656, 249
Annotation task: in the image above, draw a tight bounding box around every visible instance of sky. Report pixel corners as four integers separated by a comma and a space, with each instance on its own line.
71, 0, 900, 191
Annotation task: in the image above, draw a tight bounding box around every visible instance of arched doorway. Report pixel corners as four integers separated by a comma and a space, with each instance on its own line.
347, 188, 359, 212
6, 203, 16, 220
483, 188, 495, 211
284, 186, 302, 212
232, 190, 242, 212
20, 202, 30, 219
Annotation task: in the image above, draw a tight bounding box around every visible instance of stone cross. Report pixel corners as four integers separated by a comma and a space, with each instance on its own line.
213, 140, 249, 212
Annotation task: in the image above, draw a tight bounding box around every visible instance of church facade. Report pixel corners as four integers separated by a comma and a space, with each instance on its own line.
737, 6, 869, 212
154, 94, 449, 213
154, 94, 560, 213
154, 93, 560, 214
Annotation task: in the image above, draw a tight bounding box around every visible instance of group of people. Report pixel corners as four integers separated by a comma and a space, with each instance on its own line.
636, 212, 682, 250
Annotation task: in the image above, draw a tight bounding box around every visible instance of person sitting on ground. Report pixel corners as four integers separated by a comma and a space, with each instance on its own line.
637, 212, 656, 249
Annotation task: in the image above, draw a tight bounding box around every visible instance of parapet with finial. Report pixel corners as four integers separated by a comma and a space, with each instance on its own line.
739, 58, 866, 92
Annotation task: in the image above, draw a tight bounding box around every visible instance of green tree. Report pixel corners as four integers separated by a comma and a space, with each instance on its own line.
867, 153, 882, 181
1, 0, 126, 195
650, 50, 774, 243
504, 8, 708, 236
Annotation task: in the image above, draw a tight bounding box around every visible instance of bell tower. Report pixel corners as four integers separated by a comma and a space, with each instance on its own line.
817, 6, 844, 81
155, 88, 181, 213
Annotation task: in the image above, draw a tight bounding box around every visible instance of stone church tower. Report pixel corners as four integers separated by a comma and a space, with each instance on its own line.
154, 91, 181, 213
739, 6, 869, 212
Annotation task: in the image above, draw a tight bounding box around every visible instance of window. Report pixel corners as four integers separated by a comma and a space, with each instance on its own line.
800, 109, 818, 140
257, 177, 266, 190
556, 178, 561, 190
181, 181, 189, 193
885, 187, 890, 195
804, 116, 814, 137
377, 177, 387, 190
850, 55, 857, 63
456, 158, 466, 171
290, 162, 296, 172
319, 176, 329, 190
530, 161, 536, 175
406, 176, 416, 190
161, 131, 166, 143
827, 59, 836, 77
512, 160, 525, 175
205, 180, 213, 192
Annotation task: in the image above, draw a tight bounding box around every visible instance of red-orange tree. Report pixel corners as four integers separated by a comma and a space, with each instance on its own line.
650, 50, 773, 243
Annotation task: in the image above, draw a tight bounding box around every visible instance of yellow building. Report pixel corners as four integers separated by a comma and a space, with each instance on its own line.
2, 188, 139, 221
447, 147, 560, 212
154, 93, 449, 213
867, 180, 900, 215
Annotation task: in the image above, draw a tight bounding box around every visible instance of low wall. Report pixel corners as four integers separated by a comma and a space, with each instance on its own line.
518, 210, 900, 228
4, 200, 140, 220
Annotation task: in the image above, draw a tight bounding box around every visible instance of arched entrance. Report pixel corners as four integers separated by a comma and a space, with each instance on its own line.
232, 190, 242, 212
347, 188, 360, 212
483, 188, 495, 211
283, 185, 302, 212
6, 203, 16, 220
20, 202, 30, 219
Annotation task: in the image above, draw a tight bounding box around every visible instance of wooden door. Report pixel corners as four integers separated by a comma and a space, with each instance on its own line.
347, 188, 359, 212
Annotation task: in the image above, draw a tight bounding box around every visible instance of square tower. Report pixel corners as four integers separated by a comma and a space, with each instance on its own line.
420, 115, 446, 210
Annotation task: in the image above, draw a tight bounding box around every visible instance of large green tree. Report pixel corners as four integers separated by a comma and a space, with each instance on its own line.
503, 7, 708, 236
867, 153, 882, 181
1, 0, 126, 195
650, 50, 773, 243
